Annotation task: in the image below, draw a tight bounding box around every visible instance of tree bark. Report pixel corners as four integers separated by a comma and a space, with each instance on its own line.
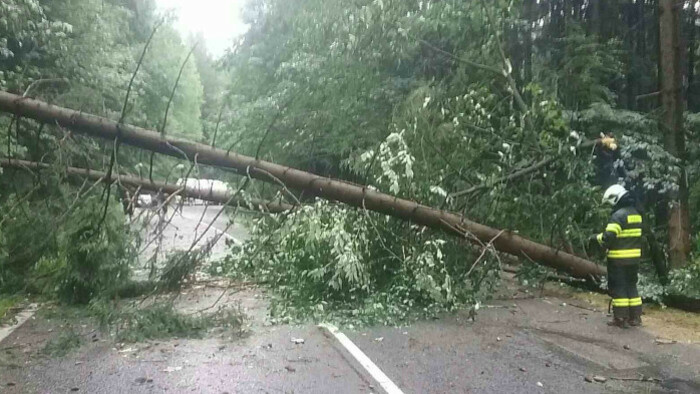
688, 0, 698, 111
659, 0, 691, 268
589, 0, 602, 37
0, 90, 606, 279
0, 158, 293, 214
523, 0, 534, 84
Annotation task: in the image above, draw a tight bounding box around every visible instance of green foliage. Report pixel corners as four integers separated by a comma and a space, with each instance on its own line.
214, 0, 697, 325
159, 247, 210, 291
112, 304, 210, 342
89, 302, 246, 343
134, 24, 204, 140
539, 23, 624, 109
577, 103, 680, 194
3, 0, 700, 327
0, 179, 135, 303
217, 200, 501, 326
0, 295, 18, 321
0, 0, 72, 91
0, 0, 214, 306
55, 196, 134, 303
637, 262, 700, 303
41, 329, 81, 357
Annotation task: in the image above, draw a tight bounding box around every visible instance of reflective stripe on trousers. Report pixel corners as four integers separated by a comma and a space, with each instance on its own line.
607, 249, 642, 259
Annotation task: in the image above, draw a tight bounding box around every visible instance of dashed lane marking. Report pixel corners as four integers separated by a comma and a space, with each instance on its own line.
319, 323, 405, 394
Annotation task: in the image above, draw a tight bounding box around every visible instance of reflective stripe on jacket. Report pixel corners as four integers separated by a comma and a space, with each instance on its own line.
596, 206, 643, 262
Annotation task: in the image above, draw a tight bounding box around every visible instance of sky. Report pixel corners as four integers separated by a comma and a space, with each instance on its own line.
155, 0, 250, 57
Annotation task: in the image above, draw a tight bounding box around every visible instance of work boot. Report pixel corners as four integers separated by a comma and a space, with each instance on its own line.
607, 317, 629, 328
629, 306, 643, 327
609, 305, 630, 328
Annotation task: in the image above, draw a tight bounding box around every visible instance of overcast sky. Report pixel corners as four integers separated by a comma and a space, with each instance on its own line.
155, 0, 249, 57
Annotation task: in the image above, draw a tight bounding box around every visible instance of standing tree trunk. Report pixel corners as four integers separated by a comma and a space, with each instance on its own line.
659, 0, 691, 268
688, 1, 698, 111
589, 0, 602, 37
626, 2, 638, 109
639, 0, 647, 59
523, 0, 534, 84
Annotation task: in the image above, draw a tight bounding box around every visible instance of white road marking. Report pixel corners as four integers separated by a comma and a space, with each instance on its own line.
319, 323, 405, 394
0, 303, 38, 344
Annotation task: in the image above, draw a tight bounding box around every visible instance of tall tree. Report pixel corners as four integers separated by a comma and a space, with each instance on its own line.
659, 0, 691, 268
688, 1, 698, 111
523, 0, 534, 84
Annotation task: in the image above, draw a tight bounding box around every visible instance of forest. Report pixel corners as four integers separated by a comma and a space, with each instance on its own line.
1, 0, 700, 327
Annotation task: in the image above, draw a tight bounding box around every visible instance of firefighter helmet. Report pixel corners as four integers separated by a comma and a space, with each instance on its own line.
603, 184, 628, 206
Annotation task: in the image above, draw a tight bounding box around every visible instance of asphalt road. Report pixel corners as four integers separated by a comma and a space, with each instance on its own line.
1, 208, 699, 393
134, 204, 248, 281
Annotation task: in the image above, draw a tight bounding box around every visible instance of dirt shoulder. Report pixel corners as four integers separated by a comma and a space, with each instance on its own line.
543, 283, 700, 344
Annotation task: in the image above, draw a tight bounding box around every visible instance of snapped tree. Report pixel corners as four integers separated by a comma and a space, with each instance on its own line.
0, 91, 605, 279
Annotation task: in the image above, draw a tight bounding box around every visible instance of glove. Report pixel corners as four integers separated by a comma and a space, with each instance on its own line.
587, 235, 602, 251
600, 136, 618, 151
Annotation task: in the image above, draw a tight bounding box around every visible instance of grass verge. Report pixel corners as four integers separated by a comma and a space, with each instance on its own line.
0, 296, 19, 322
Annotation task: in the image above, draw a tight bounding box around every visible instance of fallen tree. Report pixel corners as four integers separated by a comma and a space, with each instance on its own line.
0, 90, 606, 279
0, 158, 293, 214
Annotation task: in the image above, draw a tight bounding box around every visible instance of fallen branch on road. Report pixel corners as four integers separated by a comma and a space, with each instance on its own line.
608, 375, 662, 384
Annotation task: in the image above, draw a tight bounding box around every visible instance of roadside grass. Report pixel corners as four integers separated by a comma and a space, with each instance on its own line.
0, 296, 19, 322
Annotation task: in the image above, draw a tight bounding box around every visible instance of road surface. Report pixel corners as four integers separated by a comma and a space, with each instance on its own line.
134, 204, 248, 281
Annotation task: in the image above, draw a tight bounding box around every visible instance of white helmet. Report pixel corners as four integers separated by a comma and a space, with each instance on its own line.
602, 184, 628, 206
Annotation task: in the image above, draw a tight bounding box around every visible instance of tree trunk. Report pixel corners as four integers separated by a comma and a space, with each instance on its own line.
639, 0, 647, 60
626, 2, 638, 109
590, 0, 602, 37
0, 90, 606, 279
688, 1, 698, 111
659, 0, 691, 268
0, 158, 293, 213
524, 0, 534, 84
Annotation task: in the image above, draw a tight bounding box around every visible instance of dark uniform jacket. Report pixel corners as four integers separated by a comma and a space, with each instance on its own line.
597, 203, 643, 264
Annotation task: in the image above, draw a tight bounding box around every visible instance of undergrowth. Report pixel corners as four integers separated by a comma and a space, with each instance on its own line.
1, 189, 136, 304
637, 262, 700, 303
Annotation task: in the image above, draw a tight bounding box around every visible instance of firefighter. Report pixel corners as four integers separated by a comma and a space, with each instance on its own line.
596, 184, 644, 328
